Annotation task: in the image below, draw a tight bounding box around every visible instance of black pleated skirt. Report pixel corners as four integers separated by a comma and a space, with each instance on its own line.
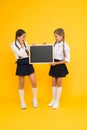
16, 58, 34, 76
49, 59, 69, 78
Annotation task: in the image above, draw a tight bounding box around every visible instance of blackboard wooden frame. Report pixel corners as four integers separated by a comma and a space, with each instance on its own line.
29, 44, 54, 64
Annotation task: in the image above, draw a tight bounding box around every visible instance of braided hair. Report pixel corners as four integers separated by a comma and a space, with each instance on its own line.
15, 29, 29, 56
54, 28, 66, 57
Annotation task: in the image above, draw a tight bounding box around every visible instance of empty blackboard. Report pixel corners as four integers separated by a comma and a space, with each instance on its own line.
29, 45, 54, 64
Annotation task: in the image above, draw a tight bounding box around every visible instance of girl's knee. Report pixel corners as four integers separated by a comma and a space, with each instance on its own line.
19, 81, 24, 88
57, 81, 62, 86
57, 79, 62, 86
52, 82, 56, 86
52, 80, 57, 86
31, 80, 37, 87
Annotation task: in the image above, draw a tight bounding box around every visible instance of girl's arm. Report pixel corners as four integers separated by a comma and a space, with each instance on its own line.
51, 60, 67, 66
51, 43, 70, 66
11, 44, 26, 58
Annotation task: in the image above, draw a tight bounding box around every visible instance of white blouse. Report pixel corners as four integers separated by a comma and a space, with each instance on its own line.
11, 41, 29, 59
54, 41, 70, 62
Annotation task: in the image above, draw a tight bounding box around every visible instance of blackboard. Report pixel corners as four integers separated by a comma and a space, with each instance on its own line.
29, 45, 54, 64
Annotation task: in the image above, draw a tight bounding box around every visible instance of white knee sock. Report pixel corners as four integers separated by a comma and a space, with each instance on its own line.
32, 87, 37, 100
52, 86, 57, 101
18, 89, 25, 104
48, 86, 56, 107
52, 87, 62, 109
56, 87, 62, 102
32, 87, 38, 108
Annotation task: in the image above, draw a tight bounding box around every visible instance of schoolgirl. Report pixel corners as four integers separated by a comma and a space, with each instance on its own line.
48, 28, 70, 109
11, 29, 38, 109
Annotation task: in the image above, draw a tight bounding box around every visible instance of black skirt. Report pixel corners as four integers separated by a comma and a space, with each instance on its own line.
16, 57, 34, 76
49, 59, 69, 78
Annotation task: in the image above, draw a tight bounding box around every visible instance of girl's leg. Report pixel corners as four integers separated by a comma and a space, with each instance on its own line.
28, 73, 38, 108
48, 77, 57, 107
18, 76, 26, 109
53, 77, 62, 109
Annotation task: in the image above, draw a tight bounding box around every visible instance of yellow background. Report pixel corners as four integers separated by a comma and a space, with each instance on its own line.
0, 0, 87, 130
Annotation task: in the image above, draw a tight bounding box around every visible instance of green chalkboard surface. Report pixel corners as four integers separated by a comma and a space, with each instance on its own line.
29, 45, 54, 64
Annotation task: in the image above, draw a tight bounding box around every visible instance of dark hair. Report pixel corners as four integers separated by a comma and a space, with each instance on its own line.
15, 29, 29, 56
15, 29, 26, 40
54, 28, 65, 40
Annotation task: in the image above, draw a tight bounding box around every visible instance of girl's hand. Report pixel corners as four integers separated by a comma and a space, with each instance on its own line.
50, 62, 57, 66
32, 43, 37, 46
25, 49, 29, 56
43, 42, 47, 45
